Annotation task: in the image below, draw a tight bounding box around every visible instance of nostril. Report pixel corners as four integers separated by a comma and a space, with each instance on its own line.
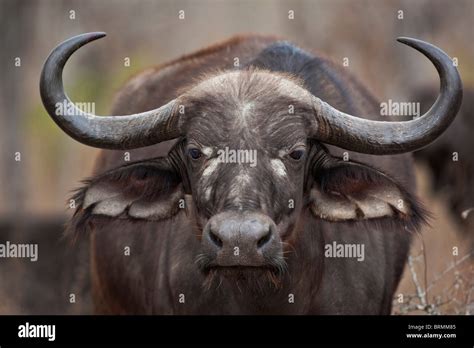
257, 229, 272, 249
209, 230, 223, 248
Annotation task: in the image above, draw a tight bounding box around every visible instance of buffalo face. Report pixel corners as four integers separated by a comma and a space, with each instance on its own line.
180, 71, 312, 275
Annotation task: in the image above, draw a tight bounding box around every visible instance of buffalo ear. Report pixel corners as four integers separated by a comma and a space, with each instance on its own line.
310, 160, 425, 224
71, 157, 184, 222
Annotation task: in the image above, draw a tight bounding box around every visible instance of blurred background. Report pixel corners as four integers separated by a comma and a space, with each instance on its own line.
0, 0, 472, 314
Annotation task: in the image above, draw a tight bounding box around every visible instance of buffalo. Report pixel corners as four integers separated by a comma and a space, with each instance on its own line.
40, 33, 462, 314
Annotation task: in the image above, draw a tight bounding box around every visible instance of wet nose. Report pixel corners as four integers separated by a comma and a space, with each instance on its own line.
208, 217, 273, 250
202, 212, 280, 266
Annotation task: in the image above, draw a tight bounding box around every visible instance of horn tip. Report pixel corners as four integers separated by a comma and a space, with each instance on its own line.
88, 32, 107, 39
396, 37, 415, 44
396, 37, 427, 51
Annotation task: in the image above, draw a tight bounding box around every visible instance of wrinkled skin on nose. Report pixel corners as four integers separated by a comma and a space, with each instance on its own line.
200, 211, 284, 268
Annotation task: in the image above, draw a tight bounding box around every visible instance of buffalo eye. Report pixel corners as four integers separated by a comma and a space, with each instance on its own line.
188, 148, 202, 160
289, 149, 305, 160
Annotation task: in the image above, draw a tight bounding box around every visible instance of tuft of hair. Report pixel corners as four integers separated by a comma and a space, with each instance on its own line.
318, 159, 430, 234
65, 160, 180, 243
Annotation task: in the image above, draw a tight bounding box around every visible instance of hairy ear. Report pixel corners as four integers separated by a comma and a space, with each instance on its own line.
310, 159, 426, 225
71, 157, 184, 226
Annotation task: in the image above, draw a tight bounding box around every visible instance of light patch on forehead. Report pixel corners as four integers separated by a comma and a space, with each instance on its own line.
192, 70, 311, 102
231, 101, 254, 128
202, 158, 219, 177
271, 159, 287, 178
241, 102, 253, 118
233, 102, 254, 129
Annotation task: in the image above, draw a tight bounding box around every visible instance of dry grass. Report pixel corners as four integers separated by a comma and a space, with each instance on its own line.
393, 165, 474, 315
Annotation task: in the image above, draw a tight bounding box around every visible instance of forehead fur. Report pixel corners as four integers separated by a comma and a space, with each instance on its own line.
184, 68, 312, 102
181, 69, 314, 144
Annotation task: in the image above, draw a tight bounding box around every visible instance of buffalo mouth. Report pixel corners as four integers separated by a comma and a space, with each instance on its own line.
202, 265, 284, 291
205, 265, 279, 273
196, 253, 287, 276
197, 257, 287, 291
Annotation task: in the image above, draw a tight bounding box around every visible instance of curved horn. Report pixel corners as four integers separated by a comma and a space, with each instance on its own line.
40, 32, 182, 149
310, 37, 463, 155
